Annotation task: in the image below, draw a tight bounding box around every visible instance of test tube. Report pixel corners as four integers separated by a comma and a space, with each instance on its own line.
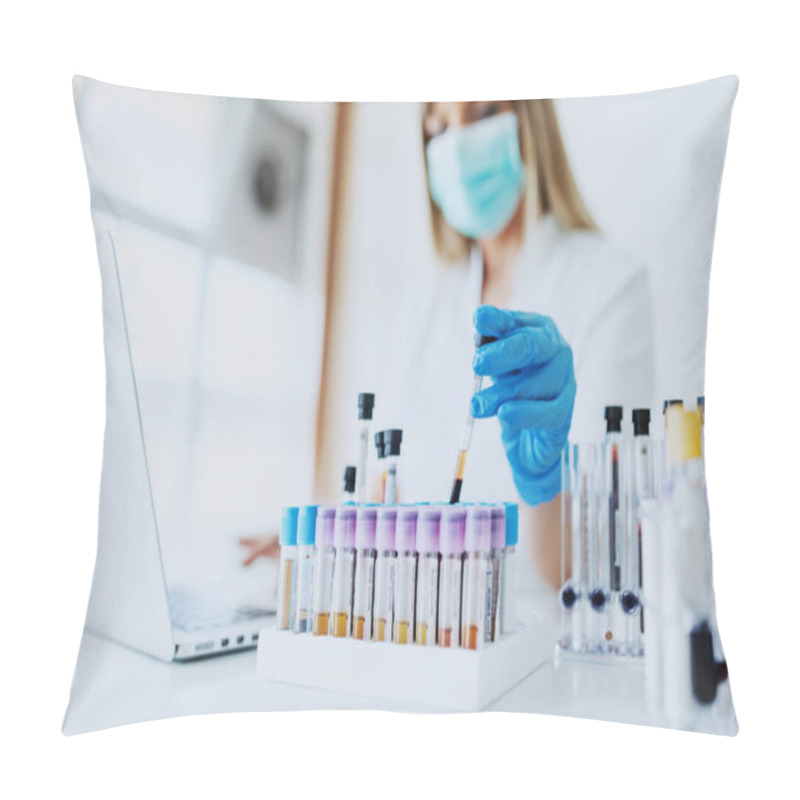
623, 408, 653, 655
415, 506, 441, 646
449, 335, 498, 503
383, 429, 403, 505
330, 506, 357, 637
277, 507, 299, 631
603, 406, 624, 651
393, 506, 418, 644
357, 393, 375, 504
342, 466, 357, 503
487, 504, 506, 642
696, 395, 705, 456
562, 444, 594, 652
659, 400, 683, 494
373, 506, 397, 642
640, 497, 663, 719
293, 505, 318, 634
311, 506, 336, 636
499, 502, 518, 635
559, 445, 577, 650
375, 431, 386, 501
462, 505, 492, 649
661, 407, 726, 728
438, 506, 466, 647
352, 506, 377, 640
584, 441, 608, 653
617, 436, 637, 655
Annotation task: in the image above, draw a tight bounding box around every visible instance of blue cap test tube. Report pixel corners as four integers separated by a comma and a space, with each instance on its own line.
500, 502, 519, 636
277, 507, 299, 631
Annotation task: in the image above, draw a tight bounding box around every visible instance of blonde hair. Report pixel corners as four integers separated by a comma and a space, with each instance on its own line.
422, 100, 597, 263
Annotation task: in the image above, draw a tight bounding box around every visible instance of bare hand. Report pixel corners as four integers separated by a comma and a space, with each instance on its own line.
239, 535, 280, 566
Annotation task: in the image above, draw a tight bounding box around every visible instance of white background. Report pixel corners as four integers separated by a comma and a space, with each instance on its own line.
1, 1, 797, 797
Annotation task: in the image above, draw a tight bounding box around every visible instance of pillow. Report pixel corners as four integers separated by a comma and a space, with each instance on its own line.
64, 75, 738, 735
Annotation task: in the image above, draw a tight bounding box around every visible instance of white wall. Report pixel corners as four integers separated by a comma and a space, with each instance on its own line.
558, 77, 737, 407
75, 79, 334, 592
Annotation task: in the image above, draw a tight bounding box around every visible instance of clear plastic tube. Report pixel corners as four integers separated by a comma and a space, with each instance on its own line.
357, 393, 374, 504
311, 507, 336, 636
563, 445, 597, 652
352, 507, 377, 640
372, 507, 397, 642
294, 544, 314, 634
462, 506, 491, 649
330, 507, 357, 638
357, 426, 369, 503
384, 456, 398, 505
277, 548, 297, 631
393, 507, 418, 644
293, 505, 318, 634
559, 447, 577, 651
586, 441, 609, 653
641, 498, 663, 720
438, 506, 466, 647
602, 407, 624, 652
277, 507, 299, 631
622, 412, 654, 656
449, 337, 496, 504
382, 430, 402, 505
618, 439, 641, 655
415, 506, 441, 646
487, 505, 505, 642
375, 431, 386, 503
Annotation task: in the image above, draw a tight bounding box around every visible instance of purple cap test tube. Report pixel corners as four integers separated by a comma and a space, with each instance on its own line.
438, 506, 466, 648
489, 504, 506, 550
395, 506, 418, 553
440, 506, 466, 555
375, 507, 397, 552
315, 506, 336, 548
333, 506, 357, 549
355, 506, 378, 550
465, 505, 491, 553
416, 506, 441, 554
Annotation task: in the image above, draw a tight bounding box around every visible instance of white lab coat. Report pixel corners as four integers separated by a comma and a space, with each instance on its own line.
379, 214, 655, 512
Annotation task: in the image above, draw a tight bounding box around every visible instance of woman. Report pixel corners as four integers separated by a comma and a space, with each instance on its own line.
380, 100, 654, 589
243, 99, 654, 589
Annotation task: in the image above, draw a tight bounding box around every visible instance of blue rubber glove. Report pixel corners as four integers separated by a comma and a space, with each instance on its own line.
471, 305, 576, 506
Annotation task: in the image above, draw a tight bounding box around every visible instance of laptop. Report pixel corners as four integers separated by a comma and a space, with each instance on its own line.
168, 584, 274, 660
83, 231, 275, 662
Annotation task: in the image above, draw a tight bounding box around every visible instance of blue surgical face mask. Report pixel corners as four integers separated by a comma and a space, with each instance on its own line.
426, 111, 525, 240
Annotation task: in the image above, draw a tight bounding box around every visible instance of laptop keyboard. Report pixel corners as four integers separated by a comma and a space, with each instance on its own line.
169, 588, 269, 633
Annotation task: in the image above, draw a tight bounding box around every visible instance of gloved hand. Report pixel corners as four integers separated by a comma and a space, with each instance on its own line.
471, 305, 576, 506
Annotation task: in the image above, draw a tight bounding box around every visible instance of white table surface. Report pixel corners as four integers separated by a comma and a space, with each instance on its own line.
63, 589, 737, 736
64, 628, 660, 735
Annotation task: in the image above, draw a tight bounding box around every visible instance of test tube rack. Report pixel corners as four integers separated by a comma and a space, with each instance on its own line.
256, 612, 552, 712
558, 435, 658, 662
